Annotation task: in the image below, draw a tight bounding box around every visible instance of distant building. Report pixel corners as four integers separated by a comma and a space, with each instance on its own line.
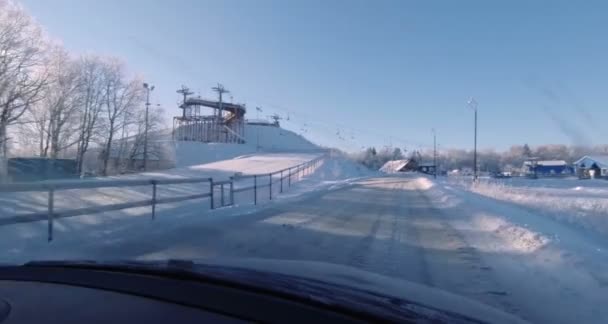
417, 162, 436, 175
379, 159, 437, 175
379, 159, 416, 173
573, 155, 608, 179
522, 160, 573, 177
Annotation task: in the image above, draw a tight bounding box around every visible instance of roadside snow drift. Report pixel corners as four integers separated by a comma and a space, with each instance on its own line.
448, 177, 608, 236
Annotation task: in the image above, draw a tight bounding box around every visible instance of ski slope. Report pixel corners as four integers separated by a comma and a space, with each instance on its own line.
165, 123, 322, 168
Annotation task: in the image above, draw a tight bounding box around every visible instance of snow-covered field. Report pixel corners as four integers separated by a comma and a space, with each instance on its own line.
447, 176, 608, 235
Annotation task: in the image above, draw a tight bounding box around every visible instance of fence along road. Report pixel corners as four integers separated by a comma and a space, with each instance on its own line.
0, 156, 325, 241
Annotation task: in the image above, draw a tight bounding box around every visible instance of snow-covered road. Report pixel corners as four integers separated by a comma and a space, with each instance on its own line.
2, 171, 608, 323
45, 174, 605, 323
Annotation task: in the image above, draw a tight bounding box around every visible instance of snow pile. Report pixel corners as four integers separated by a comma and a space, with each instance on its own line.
449, 177, 608, 235
471, 214, 551, 253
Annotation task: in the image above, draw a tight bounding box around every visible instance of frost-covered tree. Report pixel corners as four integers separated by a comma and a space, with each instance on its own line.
0, 0, 47, 178
99, 59, 144, 176
19, 46, 82, 158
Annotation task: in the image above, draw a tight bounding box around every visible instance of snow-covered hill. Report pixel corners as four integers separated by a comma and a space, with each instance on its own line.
166, 123, 323, 168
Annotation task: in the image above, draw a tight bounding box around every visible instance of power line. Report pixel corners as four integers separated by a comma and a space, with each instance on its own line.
256, 101, 432, 149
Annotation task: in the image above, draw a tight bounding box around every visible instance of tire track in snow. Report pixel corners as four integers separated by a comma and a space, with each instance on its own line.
413, 187, 522, 317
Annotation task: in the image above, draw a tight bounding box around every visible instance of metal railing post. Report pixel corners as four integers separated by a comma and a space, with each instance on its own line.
269, 173, 272, 200
210, 180, 214, 209
220, 183, 225, 207
288, 168, 291, 187
151, 180, 157, 220
280, 170, 283, 193
229, 179, 234, 205
47, 188, 54, 242
254, 175, 257, 205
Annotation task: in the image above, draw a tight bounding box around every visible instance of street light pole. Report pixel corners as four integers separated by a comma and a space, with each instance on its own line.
143, 83, 154, 171
468, 98, 478, 181
255, 106, 262, 152
432, 129, 437, 179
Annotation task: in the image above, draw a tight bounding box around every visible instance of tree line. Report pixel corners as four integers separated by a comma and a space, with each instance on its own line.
0, 1, 164, 180
353, 144, 608, 172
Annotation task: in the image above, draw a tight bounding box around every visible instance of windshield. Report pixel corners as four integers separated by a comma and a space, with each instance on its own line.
1, 0, 607, 323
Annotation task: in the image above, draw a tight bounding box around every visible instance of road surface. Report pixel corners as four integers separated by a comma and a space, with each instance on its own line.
70, 176, 608, 323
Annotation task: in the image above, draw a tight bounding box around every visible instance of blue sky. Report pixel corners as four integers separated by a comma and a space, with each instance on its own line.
20, 0, 608, 152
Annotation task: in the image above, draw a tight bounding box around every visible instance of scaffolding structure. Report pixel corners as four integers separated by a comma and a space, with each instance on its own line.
173, 87, 246, 144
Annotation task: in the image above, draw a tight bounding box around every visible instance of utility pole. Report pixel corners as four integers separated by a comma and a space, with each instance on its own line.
432, 128, 437, 179
468, 98, 478, 181
212, 83, 230, 142
255, 107, 263, 151
143, 82, 154, 171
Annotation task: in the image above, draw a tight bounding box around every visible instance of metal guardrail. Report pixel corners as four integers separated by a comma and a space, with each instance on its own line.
230, 156, 324, 205
0, 155, 325, 241
0, 177, 213, 241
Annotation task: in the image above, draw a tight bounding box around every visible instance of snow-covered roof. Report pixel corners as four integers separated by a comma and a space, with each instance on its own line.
380, 159, 410, 173
539, 160, 567, 166
574, 155, 608, 168
523, 160, 567, 167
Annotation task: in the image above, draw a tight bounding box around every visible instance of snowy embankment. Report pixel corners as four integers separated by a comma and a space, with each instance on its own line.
446, 177, 608, 235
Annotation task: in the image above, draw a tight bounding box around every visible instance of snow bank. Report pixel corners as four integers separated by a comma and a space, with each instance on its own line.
448, 177, 608, 235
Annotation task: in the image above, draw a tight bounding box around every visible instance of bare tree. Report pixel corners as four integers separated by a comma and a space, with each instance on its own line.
125, 105, 165, 171
0, 0, 47, 178
18, 47, 81, 158
99, 60, 144, 175
74, 55, 106, 175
